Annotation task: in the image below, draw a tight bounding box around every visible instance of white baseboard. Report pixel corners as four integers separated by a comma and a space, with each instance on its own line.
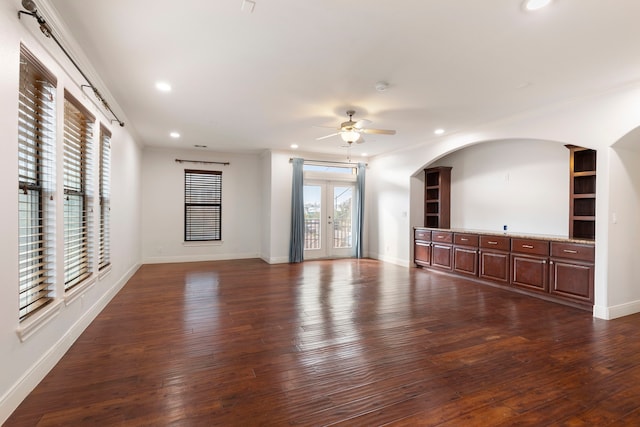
593, 300, 640, 320
0, 263, 140, 425
368, 252, 411, 268
260, 255, 289, 264
142, 253, 259, 264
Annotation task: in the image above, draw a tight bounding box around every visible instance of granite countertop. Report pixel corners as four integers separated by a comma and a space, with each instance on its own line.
414, 227, 595, 245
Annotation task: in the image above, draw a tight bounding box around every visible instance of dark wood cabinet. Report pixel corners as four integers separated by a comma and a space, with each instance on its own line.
568, 146, 596, 240
414, 228, 595, 310
414, 229, 432, 267
550, 259, 594, 302
430, 231, 453, 270
549, 242, 595, 303
453, 233, 478, 276
424, 167, 452, 229
511, 254, 548, 292
478, 235, 510, 284
510, 238, 549, 292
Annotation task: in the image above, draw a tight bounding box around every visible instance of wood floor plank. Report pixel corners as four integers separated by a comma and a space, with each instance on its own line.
7, 258, 640, 426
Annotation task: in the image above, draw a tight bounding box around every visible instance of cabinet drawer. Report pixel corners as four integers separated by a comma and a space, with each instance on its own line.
551, 242, 595, 263
454, 233, 478, 247
414, 229, 431, 241
479, 235, 510, 251
511, 238, 549, 256
432, 231, 453, 244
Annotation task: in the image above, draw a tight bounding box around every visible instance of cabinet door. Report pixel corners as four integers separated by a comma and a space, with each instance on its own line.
415, 242, 431, 267
550, 259, 594, 302
431, 244, 453, 270
453, 246, 478, 276
479, 250, 509, 284
511, 254, 548, 292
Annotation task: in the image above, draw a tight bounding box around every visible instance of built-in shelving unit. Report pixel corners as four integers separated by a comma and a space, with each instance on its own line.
568, 146, 596, 240
424, 167, 452, 229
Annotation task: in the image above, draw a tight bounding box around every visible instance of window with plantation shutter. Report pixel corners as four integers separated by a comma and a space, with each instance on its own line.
18, 45, 57, 321
99, 126, 111, 270
184, 169, 222, 241
63, 91, 94, 290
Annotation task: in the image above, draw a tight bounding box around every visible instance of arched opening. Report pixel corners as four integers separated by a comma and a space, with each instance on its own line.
410, 138, 573, 236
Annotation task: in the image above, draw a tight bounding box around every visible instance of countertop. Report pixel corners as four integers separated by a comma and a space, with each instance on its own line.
414, 227, 595, 245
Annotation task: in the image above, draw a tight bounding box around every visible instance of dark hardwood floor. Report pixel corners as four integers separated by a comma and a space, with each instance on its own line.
7, 258, 640, 426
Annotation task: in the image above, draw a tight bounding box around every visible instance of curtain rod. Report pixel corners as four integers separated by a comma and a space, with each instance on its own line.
18, 2, 125, 127
289, 158, 366, 166
175, 159, 230, 166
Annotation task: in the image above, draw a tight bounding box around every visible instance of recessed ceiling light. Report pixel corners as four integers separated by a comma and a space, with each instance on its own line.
375, 81, 389, 92
290, 144, 299, 149
434, 128, 445, 135
523, 0, 552, 11
361, 153, 368, 157
156, 81, 172, 92
170, 132, 180, 138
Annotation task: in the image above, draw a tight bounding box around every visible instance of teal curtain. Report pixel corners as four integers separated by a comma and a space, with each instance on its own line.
355, 162, 366, 258
289, 158, 304, 263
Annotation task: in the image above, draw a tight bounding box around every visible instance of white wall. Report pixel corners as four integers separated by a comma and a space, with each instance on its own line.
432, 139, 569, 235
141, 147, 262, 263
264, 151, 293, 263
604, 132, 640, 318
0, 0, 143, 422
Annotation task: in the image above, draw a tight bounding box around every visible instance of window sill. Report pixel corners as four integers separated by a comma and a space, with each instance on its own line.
98, 264, 112, 280
64, 276, 97, 307
16, 299, 64, 342
183, 240, 224, 247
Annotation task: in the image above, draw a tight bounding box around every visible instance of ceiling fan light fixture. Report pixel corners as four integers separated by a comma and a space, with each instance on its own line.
523, 0, 552, 11
341, 130, 360, 142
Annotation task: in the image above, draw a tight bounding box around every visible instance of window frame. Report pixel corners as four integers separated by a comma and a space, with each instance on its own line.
17, 45, 57, 322
63, 90, 94, 291
184, 169, 222, 242
98, 125, 111, 271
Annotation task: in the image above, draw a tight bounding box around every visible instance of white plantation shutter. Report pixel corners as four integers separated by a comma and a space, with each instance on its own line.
184, 170, 222, 241
99, 126, 111, 270
63, 92, 94, 290
18, 45, 57, 320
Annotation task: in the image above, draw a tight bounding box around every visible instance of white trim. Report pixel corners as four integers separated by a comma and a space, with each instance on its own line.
15, 299, 64, 343
368, 252, 411, 268
98, 265, 112, 280
304, 170, 357, 182
595, 300, 640, 320
260, 255, 289, 264
64, 276, 97, 306
142, 252, 259, 264
182, 240, 224, 248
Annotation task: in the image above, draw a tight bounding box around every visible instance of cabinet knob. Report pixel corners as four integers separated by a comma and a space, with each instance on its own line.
522, 244, 534, 249
563, 249, 578, 254
488, 241, 498, 245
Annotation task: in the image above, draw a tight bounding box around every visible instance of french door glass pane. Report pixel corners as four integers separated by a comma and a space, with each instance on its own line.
333, 186, 353, 249
304, 185, 321, 250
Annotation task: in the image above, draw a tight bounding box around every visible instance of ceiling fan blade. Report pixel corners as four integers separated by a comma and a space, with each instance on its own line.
354, 119, 371, 129
316, 132, 339, 141
362, 128, 396, 135
313, 125, 339, 130
356, 135, 365, 144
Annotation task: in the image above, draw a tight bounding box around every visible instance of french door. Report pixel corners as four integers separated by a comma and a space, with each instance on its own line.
303, 181, 355, 259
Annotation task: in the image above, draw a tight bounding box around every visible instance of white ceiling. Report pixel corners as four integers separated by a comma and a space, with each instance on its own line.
44, 0, 640, 158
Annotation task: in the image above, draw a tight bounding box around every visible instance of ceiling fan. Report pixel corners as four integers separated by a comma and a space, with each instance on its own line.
316, 110, 396, 144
